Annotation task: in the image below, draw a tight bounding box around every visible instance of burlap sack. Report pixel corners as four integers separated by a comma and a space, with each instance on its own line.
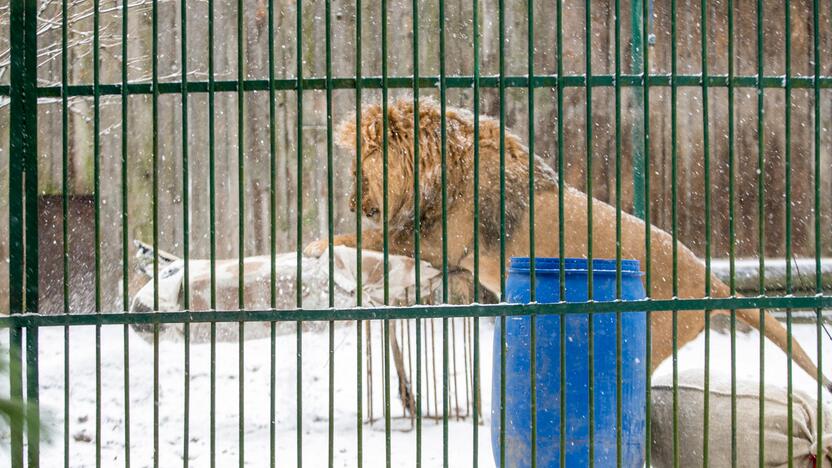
651, 369, 831, 467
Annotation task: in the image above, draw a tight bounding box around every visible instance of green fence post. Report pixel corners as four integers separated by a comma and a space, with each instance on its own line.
630, 0, 645, 221
631, 1, 651, 467
9, 0, 39, 465
8, 0, 25, 464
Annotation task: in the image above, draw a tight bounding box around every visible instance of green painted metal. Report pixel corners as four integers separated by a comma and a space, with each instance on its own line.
355, 1, 364, 464
471, 0, 481, 463
120, 0, 131, 462
630, 0, 645, 222
93, 0, 102, 463
8, 0, 36, 463
700, 0, 712, 465
585, 1, 595, 464
613, 0, 623, 463
726, 0, 737, 464
18, 74, 832, 99
8, 329, 23, 468
639, 1, 653, 466
180, 0, 191, 462
268, 0, 279, 465
380, 0, 391, 465
813, 0, 823, 463
296, 0, 305, 465
379, 0, 392, 466
0, 297, 829, 329
411, 0, 423, 464
498, 1, 507, 467
207, 0, 218, 462
756, 0, 766, 464
63, 0, 72, 463
669, 0, 679, 464
784, 1, 794, 465
150, 0, 161, 464
527, 0, 537, 465
325, 0, 336, 465
237, 0, 247, 459
439, 0, 450, 463
556, 0, 566, 463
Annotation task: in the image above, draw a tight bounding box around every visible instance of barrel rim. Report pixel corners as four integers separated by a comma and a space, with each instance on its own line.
509, 257, 642, 273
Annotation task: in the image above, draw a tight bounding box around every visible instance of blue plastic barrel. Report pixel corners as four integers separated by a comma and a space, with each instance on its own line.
492, 257, 647, 467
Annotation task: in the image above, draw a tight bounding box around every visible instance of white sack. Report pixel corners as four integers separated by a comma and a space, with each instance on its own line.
651, 369, 831, 468
130, 246, 441, 341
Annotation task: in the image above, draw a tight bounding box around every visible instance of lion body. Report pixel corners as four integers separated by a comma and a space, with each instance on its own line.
305, 98, 827, 387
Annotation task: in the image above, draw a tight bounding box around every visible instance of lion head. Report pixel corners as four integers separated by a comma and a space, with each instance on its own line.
335, 98, 474, 232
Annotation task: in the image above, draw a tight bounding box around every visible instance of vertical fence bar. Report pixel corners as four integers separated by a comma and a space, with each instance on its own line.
8, 0, 23, 383
498, 0, 507, 464
236, 0, 246, 459
25, 18, 40, 446
411, 0, 422, 462
756, 0, 766, 463
438, 0, 449, 460
354, 0, 364, 463
207, 0, 218, 459
380, 0, 391, 463
471, 0, 481, 461
25, 327, 39, 468
583, 0, 595, 464
783, 0, 794, 464
8, 331, 22, 468
431, 320, 438, 417
23, 0, 39, 326
268, 0, 278, 462
669, 0, 679, 463
9, 0, 26, 460
21, 0, 40, 461
613, 0, 622, 462
555, 0, 565, 462
639, 0, 652, 464
726, 0, 737, 463
62, 0, 72, 460
295, 0, 304, 464
93, 0, 102, 463
630, 0, 644, 221
324, 0, 335, 463
120, 0, 131, 462
812, 0, 823, 462
497, 0, 506, 302
700, 0, 712, 464
207, 0, 218, 460
180, 0, 191, 462
151, 0, 161, 460
527, 0, 537, 464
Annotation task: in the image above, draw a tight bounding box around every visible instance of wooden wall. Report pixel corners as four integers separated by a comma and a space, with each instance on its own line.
0, 0, 830, 312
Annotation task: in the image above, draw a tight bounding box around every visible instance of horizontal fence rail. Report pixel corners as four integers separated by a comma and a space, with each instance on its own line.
2, 296, 832, 328
3, 74, 832, 98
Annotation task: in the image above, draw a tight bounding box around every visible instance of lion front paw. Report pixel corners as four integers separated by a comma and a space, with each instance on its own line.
303, 239, 329, 258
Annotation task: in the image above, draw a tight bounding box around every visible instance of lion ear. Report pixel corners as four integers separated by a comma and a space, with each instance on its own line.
336, 104, 384, 152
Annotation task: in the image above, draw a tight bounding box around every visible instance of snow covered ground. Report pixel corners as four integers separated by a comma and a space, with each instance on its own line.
1, 317, 829, 467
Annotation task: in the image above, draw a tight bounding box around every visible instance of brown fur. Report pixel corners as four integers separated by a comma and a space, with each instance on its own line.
305, 98, 830, 389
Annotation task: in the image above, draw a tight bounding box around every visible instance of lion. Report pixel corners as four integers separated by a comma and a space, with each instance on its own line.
304, 97, 830, 390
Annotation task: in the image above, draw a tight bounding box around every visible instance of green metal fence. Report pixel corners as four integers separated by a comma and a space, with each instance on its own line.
1, 0, 831, 466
